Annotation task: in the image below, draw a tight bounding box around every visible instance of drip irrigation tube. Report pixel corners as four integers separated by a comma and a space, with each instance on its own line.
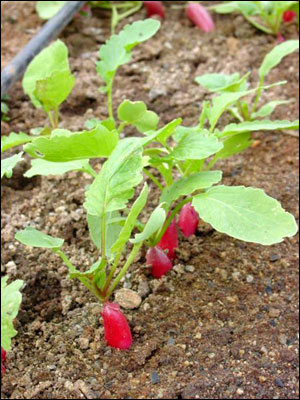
1, 0, 87, 97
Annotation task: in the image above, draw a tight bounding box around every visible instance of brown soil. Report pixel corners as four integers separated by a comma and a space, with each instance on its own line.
1, 2, 299, 399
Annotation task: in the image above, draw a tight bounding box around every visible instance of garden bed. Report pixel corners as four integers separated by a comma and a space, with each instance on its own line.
1, 1, 299, 399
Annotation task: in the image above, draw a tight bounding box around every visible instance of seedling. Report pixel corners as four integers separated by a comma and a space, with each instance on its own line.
1, 277, 24, 375
208, 1, 299, 36
195, 40, 299, 122
1, 39, 75, 179
36, 1, 144, 33
1, 19, 160, 180
15, 133, 169, 349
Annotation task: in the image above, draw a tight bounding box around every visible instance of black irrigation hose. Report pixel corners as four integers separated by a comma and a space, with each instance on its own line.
1, 0, 87, 97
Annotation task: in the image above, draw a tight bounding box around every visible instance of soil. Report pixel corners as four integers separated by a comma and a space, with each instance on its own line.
1, 1, 299, 399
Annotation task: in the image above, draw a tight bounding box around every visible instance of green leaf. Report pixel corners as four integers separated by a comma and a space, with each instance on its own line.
259, 40, 299, 79
111, 183, 148, 253
192, 185, 298, 245
154, 118, 182, 145
135, 111, 159, 133
22, 40, 72, 108
36, 1, 67, 19
1, 277, 23, 352
24, 159, 91, 177
218, 119, 299, 138
252, 100, 291, 118
1, 132, 32, 153
195, 73, 241, 92
208, 1, 240, 13
84, 137, 143, 217
1, 101, 9, 115
168, 130, 223, 161
119, 19, 161, 50
160, 171, 222, 206
34, 70, 75, 112
87, 212, 123, 258
207, 90, 253, 130
97, 19, 160, 87
238, 1, 259, 15
15, 227, 64, 249
214, 132, 253, 160
69, 259, 102, 279
118, 100, 147, 123
24, 126, 118, 161
1, 152, 23, 179
130, 204, 166, 244
117, 100, 159, 133
173, 125, 200, 142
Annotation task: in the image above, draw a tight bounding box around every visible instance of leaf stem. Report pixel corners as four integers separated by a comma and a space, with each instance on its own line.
55, 249, 103, 301
47, 111, 56, 129
251, 76, 264, 115
103, 249, 122, 292
143, 168, 164, 190
117, 121, 128, 134
104, 243, 142, 300
83, 163, 98, 178
101, 212, 106, 260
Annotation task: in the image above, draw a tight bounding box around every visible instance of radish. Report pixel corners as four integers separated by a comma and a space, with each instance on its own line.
1, 347, 6, 377
186, 3, 215, 32
282, 10, 296, 22
178, 202, 199, 238
143, 1, 165, 18
157, 217, 178, 260
101, 302, 132, 350
146, 246, 173, 278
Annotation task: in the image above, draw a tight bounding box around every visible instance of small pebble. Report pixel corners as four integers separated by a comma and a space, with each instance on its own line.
278, 334, 287, 345
151, 371, 160, 384
185, 265, 195, 272
115, 288, 142, 309
168, 338, 175, 345
173, 264, 185, 275
5, 260, 17, 273
138, 280, 150, 298
261, 345, 268, 354
246, 275, 254, 283
258, 376, 267, 383
123, 281, 132, 289
265, 286, 272, 295
232, 271, 240, 280
78, 338, 89, 350
236, 388, 244, 395
270, 254, 281, 262
269, 308, 280, 318
275, 377, 284, 388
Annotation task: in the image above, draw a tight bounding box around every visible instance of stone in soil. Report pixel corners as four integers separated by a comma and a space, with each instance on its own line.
115, 288, 142, 309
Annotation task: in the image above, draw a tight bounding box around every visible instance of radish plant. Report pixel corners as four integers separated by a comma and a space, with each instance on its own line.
36, 1, 144, 33
1, 39, 75, 179
15, 132, 170, 349
195, 40, 299, 122
208, 1, 299, 36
